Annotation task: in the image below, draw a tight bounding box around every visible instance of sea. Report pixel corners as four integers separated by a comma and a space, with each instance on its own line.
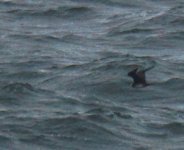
0, 0, 184, 150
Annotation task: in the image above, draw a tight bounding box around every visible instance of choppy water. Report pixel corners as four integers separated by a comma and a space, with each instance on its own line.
0, 0, 184, 149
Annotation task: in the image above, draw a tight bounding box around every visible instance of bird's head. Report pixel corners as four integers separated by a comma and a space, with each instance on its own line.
128, 68, 138, 77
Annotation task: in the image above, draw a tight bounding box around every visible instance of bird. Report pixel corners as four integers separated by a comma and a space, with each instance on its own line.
128, 66, 154, 87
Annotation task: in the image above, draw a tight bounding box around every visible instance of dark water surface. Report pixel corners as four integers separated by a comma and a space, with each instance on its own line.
0, 0, 184, 149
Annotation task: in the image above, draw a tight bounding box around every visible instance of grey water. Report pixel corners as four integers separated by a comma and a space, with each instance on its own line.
0, 0, 184, 149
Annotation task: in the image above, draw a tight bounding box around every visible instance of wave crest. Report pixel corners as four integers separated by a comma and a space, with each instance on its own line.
2, 82, 34, 93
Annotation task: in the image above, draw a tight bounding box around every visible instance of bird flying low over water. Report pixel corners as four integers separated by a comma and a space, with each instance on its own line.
128, 66, 155, 88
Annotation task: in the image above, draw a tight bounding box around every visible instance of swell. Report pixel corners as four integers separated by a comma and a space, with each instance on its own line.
0, 113, 127, 149
0, 82, 36, 99
9, 33, 92, 45
105, 4, 184, 49
147, 122, 184, 135
108, 28, 154, 37
171, 17, 184, 25
6, 5, 95, 19
0, 1, 24, 7
32, 114, 127, 142
140, 5, 184, 25
9, 34, 63, 43
0, 82, 35, 105
72, 0, 150, 8
0, 81, 57, 102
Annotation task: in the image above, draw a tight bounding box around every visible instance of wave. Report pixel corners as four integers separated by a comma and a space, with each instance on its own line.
6, 5, 95, 19
163, 122, 184, 134
147, 121, 184, 135
9, 33, 92, 46
0, 0, 18, 6
105, 5, 184, 42
156, 78, 184, 90
33, 115, 123, 140
106, 24, 184, 49
2, 82, 34, 94
9, 33, 62, 43
171, 17, 184, 25
93, 52, 157, 71
74, 0, 149, 8
107, 27, 154, 37
86, 108, 133, 120
139, 5, 184, 26
60, 34, 94, 45
164, 31, 184, 40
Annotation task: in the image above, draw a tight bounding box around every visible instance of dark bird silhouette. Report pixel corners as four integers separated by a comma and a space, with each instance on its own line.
128, 66, 154, 87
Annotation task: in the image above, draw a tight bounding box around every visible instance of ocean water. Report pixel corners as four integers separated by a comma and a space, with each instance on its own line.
0, 0, 184, 149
